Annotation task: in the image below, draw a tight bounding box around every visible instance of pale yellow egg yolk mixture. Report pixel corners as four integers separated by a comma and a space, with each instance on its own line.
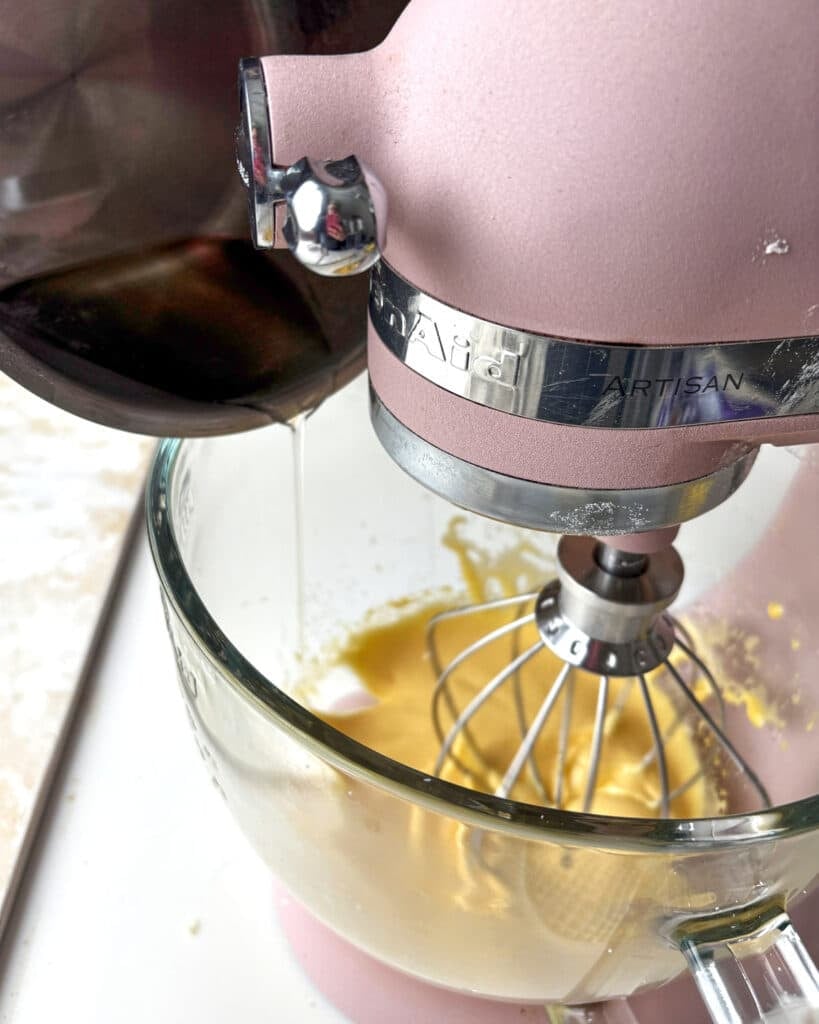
317, 600, 714, 819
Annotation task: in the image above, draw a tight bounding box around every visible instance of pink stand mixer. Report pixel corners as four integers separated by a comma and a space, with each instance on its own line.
2, 0, 819, 1021
231, 1, 819, 1019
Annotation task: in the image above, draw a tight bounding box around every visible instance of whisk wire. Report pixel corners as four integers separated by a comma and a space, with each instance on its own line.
430, 609, 537, 740
430, 605, 537, 772
427, 592, 540, 670
509, 599, 549, 800
582, 675, 610, 813
554, 676, 575, 808
497, 662, 572, 800
638, 673, 670, 817
660, 652, 772, 808
609, 677, 635, 719
434, 639, 544, 778
639, 630, 729, 805
639, 626, 725, 774
673, 634, 727, 725
665, 767, 704, 805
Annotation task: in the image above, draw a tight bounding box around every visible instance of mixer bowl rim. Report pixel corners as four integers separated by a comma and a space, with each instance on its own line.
146, 436, 819, 853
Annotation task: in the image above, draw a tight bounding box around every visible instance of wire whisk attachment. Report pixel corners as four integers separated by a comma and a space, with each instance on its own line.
429, 536, 770, 817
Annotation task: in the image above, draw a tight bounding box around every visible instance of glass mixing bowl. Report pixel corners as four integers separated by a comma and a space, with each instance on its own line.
147, 374, 819, 1021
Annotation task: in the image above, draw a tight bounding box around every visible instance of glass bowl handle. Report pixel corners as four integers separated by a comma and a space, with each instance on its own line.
678, 907, 819, 1023
549, 908, 819, 1024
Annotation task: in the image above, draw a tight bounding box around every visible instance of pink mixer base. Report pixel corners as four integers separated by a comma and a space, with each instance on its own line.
275, 885, 548, 1022
275, 883, 819, 1023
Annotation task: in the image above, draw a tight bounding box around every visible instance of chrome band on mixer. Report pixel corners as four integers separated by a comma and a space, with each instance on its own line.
370, 391, 758, 534
369, 261, 819, 429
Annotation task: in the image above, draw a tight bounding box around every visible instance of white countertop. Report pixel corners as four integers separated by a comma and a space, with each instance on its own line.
0, 532, 348, 1024
0, 376, 152, 925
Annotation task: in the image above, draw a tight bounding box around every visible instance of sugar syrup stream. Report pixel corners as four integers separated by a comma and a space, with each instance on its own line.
290, 411, 308, 662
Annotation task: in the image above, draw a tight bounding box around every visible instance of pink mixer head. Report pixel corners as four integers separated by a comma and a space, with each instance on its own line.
238, 0, 819, 537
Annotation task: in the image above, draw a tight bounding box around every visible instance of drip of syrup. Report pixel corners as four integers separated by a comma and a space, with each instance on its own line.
290, 412, 308, 662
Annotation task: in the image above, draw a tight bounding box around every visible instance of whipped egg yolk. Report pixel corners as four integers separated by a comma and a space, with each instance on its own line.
315, 601, 714, 819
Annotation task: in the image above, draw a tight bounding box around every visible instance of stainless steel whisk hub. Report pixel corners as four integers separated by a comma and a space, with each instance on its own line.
535, 536, 682, 677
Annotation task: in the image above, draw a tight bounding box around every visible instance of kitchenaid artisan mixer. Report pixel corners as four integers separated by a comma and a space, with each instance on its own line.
2, 0, 819, 1019
226, 0, 819, 1019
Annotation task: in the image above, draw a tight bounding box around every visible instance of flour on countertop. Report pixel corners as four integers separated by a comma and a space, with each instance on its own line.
0, 375, 153, 913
